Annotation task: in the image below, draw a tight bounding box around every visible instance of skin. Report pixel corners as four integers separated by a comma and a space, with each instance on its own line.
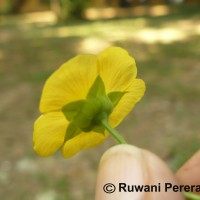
95, 144, 200, 200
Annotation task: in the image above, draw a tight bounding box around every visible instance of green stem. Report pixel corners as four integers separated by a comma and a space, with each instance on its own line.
101, 118, 127, 144
183, 192, 200, 200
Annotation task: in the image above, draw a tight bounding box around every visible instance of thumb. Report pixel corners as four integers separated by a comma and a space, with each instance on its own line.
95, 144, 184, 200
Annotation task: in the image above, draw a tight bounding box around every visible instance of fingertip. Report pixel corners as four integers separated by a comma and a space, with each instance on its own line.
99, 144, 144, 166
95, 144, 147, 200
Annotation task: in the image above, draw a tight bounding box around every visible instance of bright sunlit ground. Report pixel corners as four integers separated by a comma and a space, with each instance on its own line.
0, 6, 200, 200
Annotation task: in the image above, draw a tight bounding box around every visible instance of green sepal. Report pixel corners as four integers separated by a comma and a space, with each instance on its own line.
93, 125, 105, 134
74, 97, 113, 132
62, 100, 85, 121
87, 76, 106, 99
74, 98, 102, 132
65, 122, 81, 141
108, 91, 126, 107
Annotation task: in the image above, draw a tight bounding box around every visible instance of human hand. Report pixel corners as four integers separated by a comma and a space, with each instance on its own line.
95, 144, 200, 200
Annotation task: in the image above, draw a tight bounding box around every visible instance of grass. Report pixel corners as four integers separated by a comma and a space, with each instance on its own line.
0, 6, 200, 199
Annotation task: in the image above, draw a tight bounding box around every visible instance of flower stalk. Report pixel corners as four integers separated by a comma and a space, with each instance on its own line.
101, 118, 127, 144
183, 192, 200, 200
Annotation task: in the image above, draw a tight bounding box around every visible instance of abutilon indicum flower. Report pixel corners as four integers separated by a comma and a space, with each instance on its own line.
33, 47, 145, 158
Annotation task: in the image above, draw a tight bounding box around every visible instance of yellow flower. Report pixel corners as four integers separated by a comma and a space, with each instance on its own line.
33, 47, 145, 158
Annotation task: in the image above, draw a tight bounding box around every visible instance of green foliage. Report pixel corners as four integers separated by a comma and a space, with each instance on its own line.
67, 0, 90, 19
0, 0, 27, 15
0, 0, 15, 14
47, 0, 90, 20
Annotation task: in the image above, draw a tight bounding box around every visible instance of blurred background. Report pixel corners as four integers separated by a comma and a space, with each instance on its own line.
0, 0, 200, 199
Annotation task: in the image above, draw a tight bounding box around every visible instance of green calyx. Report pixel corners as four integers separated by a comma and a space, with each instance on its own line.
74, 96, 113, 132
62, 76, 125, 140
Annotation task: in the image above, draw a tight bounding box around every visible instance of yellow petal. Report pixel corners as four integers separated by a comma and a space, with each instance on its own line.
62, 131, 109, 158
97, 47, 137, 93
40, 54, 98, 113
33, 112, 68, 157
109, 79, 146, 127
